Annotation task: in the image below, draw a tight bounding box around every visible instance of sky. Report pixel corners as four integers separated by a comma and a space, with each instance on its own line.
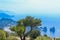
0, 0, 60, 37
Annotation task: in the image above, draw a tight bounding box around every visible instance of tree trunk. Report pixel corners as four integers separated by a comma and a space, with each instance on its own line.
22, 27, 26, 40
20, 38, 23, 40
19, 34, 24, 40
52, 38, 56, 40
23, 35, 26, 40
19, 35, 26, 40
19, 36, 22, 40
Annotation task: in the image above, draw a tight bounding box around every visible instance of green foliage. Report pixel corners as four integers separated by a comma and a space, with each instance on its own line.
6, 36, 18, 40
10, 26, 25, 35
44, 34, 48, 37
0, 30, 6, 40
10, 26, 16, 31
29, 30, 40, 39
25, 16, 41, 27
17, 16, 41, 27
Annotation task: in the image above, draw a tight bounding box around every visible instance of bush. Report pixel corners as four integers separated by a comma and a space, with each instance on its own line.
0, 30, 6, 40
44, 34, 47, 37
29, 30, 40, 40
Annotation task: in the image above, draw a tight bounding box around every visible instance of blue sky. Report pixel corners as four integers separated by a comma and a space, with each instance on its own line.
0, 0, 60, 37
0, 0, 60, 14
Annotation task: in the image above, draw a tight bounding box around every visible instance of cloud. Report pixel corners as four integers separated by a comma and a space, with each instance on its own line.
3, 27, 12, 33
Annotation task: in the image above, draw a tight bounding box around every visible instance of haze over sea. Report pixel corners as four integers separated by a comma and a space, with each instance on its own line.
0, 0, 60, 38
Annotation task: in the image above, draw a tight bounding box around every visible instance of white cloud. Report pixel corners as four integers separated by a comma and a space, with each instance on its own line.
3, 27, 12, 33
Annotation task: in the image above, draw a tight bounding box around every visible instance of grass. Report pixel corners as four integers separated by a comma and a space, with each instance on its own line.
35, 36, 51, 40
35, 36, 60, 40
56, 38, 60, 40
6, 36, 18, 40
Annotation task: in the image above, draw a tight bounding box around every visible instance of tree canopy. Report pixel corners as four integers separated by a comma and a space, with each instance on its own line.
10, 16, 42, 40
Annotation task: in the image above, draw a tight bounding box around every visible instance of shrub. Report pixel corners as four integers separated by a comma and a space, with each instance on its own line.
44, 34, 47, 37
29, 30, 40, 40
0, 30, 6, 40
